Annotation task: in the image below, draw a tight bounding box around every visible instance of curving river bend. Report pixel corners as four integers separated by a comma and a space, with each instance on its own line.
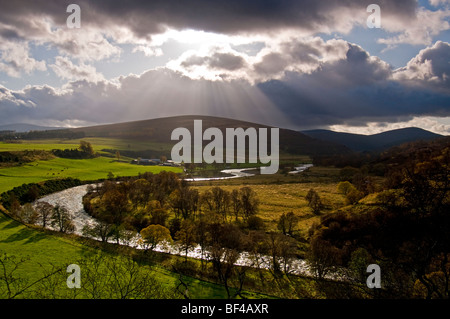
34, 166, 317, 276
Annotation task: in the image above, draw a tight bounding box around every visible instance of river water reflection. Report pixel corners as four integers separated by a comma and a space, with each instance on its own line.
184, 163, 313, 181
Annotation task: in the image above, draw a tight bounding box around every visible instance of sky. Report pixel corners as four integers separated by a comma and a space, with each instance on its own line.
0, 0, 449, 135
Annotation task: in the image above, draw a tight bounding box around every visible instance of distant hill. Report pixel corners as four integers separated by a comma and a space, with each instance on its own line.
0, 123, 62, 132
301, 127, 443, 152
70, 115, 352, 157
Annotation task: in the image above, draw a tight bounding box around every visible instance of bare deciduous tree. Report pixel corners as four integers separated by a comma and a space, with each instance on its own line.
50, 205, 75, 233
35, 201, 54, 228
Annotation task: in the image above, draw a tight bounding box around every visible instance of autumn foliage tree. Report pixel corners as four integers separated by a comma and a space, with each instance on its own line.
239, 186, 259, 221
277, 212, 299, 236
207, 223, 247, 299
140, 224, 172, 252
306, 189, 323, 215
308, 141, 450, 298
170, 183, 199, 220
175, 219, 197, 261
15, 203, 39, 225
78, 140, 95, 158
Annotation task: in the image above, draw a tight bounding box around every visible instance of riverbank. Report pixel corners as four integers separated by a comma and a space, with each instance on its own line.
30, 163, 331, 278
33, 183, 316, 277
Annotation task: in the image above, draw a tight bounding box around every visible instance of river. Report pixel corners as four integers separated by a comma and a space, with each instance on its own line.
33, 165, 316, 276
185, 163, 313, 181
183, 167, 257, 181
288, 163, 313, 174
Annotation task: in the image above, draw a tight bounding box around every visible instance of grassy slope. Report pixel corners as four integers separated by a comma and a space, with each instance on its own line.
0, 156, 182, 193
0, 137, 184, 193
0, 134, 344, 298
0, 211, 85, 277
0, 211, 254, 299
72, 115, 351, 157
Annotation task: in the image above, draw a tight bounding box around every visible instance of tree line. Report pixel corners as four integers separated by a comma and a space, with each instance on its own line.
308, 139, 450, 298
0, 129, 85, 141
52, 140, 97, 159
81, 171, 311, 298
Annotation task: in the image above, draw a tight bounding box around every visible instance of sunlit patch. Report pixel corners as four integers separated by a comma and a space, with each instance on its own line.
151, 28, 255, 46
135, 29, 268, 81
165, 48, 248, 81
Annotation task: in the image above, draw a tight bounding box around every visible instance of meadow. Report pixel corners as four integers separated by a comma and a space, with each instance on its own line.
0, 210, 273, 299
192, 179, 347, 236
0, 157, 182, 194
0, 138, 172, 153
0, 138, 183, 193
0, 136, 346, 299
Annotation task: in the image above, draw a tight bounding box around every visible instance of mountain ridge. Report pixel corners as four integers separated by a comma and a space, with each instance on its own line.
4, 116, 444, 156
70, 115, 352, 157
0, 123, 63, 132
302, 127, 443, 152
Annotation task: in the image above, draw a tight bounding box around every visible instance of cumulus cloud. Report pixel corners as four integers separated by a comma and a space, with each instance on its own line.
251, 37, 351, 82
132, 45, 163, 57
168, 37, 369, 84
0, 39, 46, 77
0, 0, 446, 78
1, 41, 448, 131
167, 45, 250, 81
180, 52, 246, 71
0, 6, 122, 66
49, 56, 104, 82
378, 8, 450, 47
0, 83, 71, 124
429, 0, 450, 7
394, 41, 450, 93
0, 68, 286, 126
47, 28, 122, 62
0, 0, 449, 133
256, 43, 448, 128
208, 52, 246, 71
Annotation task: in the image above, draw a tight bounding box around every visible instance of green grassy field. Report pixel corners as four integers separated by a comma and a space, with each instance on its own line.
0, 211, 267, 299
0, 138, 173, 154
0, 137, 184, 193
0, 137, 341, 299
0, 141, 81, 152
188, 165, 346, 235
0, 137, 344, 239
0, 211, 85, 277
0, 156, 182, 193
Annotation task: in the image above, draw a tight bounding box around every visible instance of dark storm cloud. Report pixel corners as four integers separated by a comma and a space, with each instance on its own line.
257, 43, 450, 128
0, 27, 22, 40
2, 41, 449, 129
0, 69, 281, 126
0, 0, 418, 38
0, 0, 448, 131
258, 77, 450, 128
2, 39, 450, 129
85, 0, 418, 36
